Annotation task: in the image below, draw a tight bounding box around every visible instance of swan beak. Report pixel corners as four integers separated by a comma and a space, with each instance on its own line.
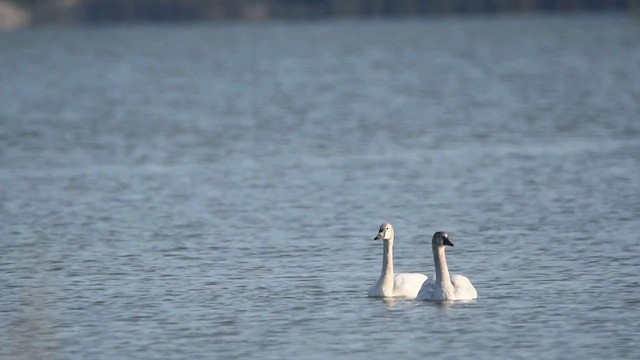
374, 234, 382, 240
443, 238, 454, 247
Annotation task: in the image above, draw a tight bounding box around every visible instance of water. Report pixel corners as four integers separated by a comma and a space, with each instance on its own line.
1, 14, 640, 359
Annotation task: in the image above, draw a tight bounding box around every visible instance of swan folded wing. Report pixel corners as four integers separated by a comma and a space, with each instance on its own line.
451, 274, 478, 300
393, 273, 429, 298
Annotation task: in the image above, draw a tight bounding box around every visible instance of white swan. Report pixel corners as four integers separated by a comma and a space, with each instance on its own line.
368, 223, 429, 299
417, 231, 477, 301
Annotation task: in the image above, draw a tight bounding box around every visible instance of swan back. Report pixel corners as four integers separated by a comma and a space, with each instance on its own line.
392, 273, 429, 298
451, 274, 478, 299
368, 273, 428, 298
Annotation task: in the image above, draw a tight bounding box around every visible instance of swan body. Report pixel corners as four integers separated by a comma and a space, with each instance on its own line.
368, 223, 429, 299
417, 232, 477, 301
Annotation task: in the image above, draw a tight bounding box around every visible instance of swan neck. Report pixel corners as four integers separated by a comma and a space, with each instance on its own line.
380, 238, 394, 294
433, 243, 452, 288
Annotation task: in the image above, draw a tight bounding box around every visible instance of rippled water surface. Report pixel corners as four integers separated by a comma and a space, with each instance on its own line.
1, 14, 640, 359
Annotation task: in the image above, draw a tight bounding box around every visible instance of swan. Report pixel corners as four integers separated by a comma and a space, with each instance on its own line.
368, 223, 429, 299
417, 231, 477, 301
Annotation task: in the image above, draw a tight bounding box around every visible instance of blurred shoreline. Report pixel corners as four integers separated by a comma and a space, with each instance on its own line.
1, 0, 638, 30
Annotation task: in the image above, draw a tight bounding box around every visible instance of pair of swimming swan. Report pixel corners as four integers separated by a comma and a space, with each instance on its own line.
368, 223, 477, 301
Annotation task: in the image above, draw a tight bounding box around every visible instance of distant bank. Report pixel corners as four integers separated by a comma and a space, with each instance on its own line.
1, 0, 637, 30
0, 0, 29, 29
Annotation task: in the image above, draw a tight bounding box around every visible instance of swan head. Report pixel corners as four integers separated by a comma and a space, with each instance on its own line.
374, 223, 394, 241
432, 231, 454, 247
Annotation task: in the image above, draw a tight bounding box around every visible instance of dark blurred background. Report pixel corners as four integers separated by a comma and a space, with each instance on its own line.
1, 0, 638, 29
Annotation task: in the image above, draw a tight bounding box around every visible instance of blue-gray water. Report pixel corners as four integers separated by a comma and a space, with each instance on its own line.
1, 14, 639, 359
